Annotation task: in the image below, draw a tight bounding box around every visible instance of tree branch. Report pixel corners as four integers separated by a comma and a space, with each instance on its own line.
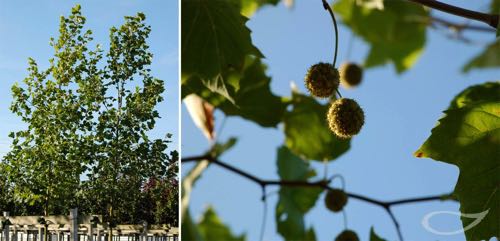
182, 155, 457, 241
429, 16, 496, 32
406, 0, 499, 29
387, 208, 403, 241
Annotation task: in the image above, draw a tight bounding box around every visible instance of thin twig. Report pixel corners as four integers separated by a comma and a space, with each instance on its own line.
409, 15, 496, 33
182, 154, 211, 162
182, 155, 456, 241
259, 197, 268, 241
388, 194, 455, 206
406, 0, 499, 28
429, 16, 495, 32
387, 207, 404, 241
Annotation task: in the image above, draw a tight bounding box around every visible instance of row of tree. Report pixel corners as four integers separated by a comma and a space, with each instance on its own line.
0, 5, 178, 226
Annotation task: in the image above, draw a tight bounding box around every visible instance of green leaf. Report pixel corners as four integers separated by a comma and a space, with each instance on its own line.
198, 206, 246, 241
275, 146, 322, 241
283, 92, 350, 161
240, 0, 280, 17
208, 137, 238, 157
369, 227, 387, 241
491, 0, 500, 14
184, 57, 287, 127
216, 57, 287, 127
182, 0, 263, 102
448, 82, 500, 109
181, 210, 204, 241
334, 0, 428, 73
415, 101, 500, 240
463, 39, 500, 72
305, 228, 317, 241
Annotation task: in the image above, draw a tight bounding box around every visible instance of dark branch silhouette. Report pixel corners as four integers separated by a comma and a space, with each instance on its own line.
407, 0, 499, 28
182, 155, 457, 241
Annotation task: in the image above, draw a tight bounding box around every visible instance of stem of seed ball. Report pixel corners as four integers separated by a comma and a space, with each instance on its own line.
336, 89, 342, 98
342, 210, 348, 230
321, 0, 339, 67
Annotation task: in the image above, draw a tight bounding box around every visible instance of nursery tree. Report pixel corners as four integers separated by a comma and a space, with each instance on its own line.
181, 0, 499, 240
3, 5, 103, 215
78, 11, 172, 225
2, 5, 177, 225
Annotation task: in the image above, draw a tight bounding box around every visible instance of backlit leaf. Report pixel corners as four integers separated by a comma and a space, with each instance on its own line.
182, 0, 263, 102
334, 0, 428, 73
275, 146, 322, 241
415, 101, 500, 240
463, 39, 500, 72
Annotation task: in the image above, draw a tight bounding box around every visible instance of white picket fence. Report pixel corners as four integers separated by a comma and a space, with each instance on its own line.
0, 210, 178, 241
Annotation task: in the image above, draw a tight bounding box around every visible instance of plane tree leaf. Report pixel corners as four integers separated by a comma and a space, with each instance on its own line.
463, 39, 500, 72
334, 0, 428, 73
181, 210, 204, 241
182, 0, 263, 102
415, 100, 500, 240
182, 207, 245, 241
370, 227, 387, 241
240, 0, 280, 17
215, 57, 287, 127
198, 206, 246, 241
207, 137, 239, 157
184, 57, 287, 128
283, 92, 350, 161
448, 82, 500, 109
275, 146, 322, 241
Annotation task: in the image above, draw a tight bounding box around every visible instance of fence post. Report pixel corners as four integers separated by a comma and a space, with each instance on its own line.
23, 226, 28, 241
11, 223, 16, 241
3, 212, 10, 241
88, 224, 92, 241
141, 222, 147, 241
38, 226, 43, 241
70, 209, 78, 241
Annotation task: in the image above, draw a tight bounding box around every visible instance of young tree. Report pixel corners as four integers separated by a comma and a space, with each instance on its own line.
77, 11, 173, 226
3, 5, 103, 215
2, 5, 177, 226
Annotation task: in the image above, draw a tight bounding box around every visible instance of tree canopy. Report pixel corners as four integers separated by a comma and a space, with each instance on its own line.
0, 5, 178, 226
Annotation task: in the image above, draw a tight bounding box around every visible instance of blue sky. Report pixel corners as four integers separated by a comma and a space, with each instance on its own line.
0, 0, 179, 158
182, 1, 499, 241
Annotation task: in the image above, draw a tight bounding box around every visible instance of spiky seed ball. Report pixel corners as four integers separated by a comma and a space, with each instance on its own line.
340, 62, 363, 88
305, 62, 339, 98
327, 98, 365, 138
325, 188, 348, 212
335, 230, 359, 241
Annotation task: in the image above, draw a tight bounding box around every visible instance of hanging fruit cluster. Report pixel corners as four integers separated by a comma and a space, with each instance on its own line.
303, 0, 365, 139
304, 63, 365, 138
